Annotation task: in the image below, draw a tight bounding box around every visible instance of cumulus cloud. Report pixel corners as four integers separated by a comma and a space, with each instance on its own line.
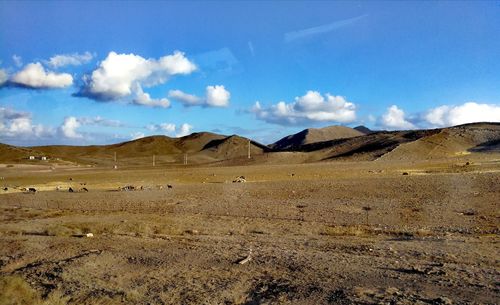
206, 85, 230, 107
146, 122, 193, 137
48, 51, 94, 68
78, 51, 196, 101
0, 108, 130, 145
0, 107, 54, 139
250, 90, 356, 125
59, 116, 83, 139
176, 123, 193, 137
380, 105, 415, 130
377, 102, 500, 130
132, 85, 170, 108
168, 85, 231, 107
168, 85, 230, 108
10, 62, 73, 88
424, 102, 500, 127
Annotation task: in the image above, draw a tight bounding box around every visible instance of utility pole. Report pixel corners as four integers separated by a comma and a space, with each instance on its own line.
113, 152, 117, 169
114, 152, 117, 163
248, 140, 251, 159
153, 154, 155, 167
183, 153, 187, 165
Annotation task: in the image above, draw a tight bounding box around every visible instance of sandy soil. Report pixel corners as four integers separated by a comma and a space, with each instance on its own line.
0, 158, 499, 304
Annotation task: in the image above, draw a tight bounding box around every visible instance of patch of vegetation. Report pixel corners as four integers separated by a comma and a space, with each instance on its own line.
0, 275, 68, 305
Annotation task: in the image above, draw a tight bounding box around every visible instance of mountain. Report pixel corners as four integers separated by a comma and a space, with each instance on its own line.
1, 123, 498, 166
378, 123, 500, 161
27, 132, 269, 166
202, 135, 270, 159
270, 125, 364, 151
354, 125, 373, 134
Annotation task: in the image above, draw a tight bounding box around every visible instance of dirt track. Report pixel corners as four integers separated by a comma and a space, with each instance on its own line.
0, 159, 499, 304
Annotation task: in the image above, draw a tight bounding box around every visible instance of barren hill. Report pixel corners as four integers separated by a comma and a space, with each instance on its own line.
0, 143, 43, 163
270, 125, 364, 151
202, 135, 270, 159
378, 123, 500, 161
1, 123, 499, 166
354, 125, 373, 134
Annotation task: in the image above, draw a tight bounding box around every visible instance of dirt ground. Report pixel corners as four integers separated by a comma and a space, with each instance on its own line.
0, 157, 499, 304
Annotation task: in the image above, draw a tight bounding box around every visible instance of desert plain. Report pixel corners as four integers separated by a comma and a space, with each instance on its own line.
0, 124, 499, 305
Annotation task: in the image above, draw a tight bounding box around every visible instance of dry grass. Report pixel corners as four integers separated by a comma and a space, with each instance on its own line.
0, 275, 68, 305
321, 225, 368, 237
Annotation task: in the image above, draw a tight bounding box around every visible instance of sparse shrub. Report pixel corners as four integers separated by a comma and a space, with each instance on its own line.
321, 225, 367, 237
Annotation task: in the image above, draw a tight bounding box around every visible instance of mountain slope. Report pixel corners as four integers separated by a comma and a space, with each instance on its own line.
0, 143, 43, 163
270, 125, 364, 151
202, 135, 269, 159
378, 123, 500, 161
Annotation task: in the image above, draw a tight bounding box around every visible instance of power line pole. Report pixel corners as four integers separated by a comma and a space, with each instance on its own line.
248, 140, 251, 159
183, 153, 187, 165
153, 154, 155, 167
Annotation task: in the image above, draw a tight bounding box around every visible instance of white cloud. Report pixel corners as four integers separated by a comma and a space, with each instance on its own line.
77, 116, 124, 127
250, 90, 356, 125
425, 102, 500, 127
79, 51, 196, 101
176, 123, 193, 137
168, 89, 202, 106
380, 105, 415, 130
0, 107, 54, 139
60, 116, 83, 139
146, 122, 193, 137
169, 85, 230, 108
10, 62, 73, 88
132, 85, 170, 108
48, 51, 94, 68
0, 69, 9, 86
131, 132, 145, 140
206, 85, 230, 107
12, 55, 22, 67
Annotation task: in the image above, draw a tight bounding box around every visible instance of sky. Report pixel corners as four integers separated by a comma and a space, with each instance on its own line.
0, 1, 499, 146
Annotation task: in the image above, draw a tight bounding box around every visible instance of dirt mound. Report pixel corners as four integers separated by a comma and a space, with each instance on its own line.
270, 125, 364, 151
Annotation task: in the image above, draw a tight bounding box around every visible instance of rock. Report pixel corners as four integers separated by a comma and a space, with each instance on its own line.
233, 176, 246, 183
86, 233, 94, 238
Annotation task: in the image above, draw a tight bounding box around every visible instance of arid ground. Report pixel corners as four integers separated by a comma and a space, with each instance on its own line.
0, 155, 498, 305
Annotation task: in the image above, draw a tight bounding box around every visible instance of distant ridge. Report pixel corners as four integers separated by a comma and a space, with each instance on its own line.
270, 125, 364, 151
354, 125, 373, 134
1, 122, 498, 166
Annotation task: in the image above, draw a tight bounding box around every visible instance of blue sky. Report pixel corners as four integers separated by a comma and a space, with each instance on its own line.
1, 1, 499, 146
